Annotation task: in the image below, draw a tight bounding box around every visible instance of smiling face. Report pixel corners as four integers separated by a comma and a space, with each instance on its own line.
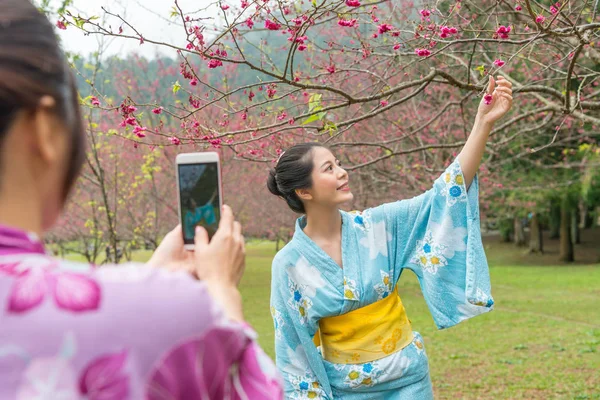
300, 146, 353, 209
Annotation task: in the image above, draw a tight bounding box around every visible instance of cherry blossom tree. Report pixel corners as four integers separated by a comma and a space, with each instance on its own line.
46, 0, 600, 261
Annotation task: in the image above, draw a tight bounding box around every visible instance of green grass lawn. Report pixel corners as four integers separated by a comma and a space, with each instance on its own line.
64, 236, 600, 399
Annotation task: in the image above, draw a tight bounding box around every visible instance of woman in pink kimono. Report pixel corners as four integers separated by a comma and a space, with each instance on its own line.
0, 1, 282, 399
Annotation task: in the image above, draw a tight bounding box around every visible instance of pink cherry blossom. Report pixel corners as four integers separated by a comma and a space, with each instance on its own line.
207, 59, 223, 69
378, 24, 394, 34
415, 48, 432, 57
246, 18, 254, 28
292, 35, 308, 44
496, 25, 511, 39
338, 18, 358, 27
221, 4, 229, 10
393, 43, 401, 50
190, 78, 198, 86
133, 126, 147, 138
298, 44, 307, 51
326, 65, 336, 74
346, 0, 361, 6
380, 100, 388, 107
484, 94, 493, 105
535, 15, 545, 23
494, 59, 505, 67
189, 96, 201, 108
515, 5, 522, 11
264, 19, 281, 30
169, 137, 181, 145
152, 107, 163, 114
241, 0, 248, 8
419, 9, 431, 17
56, 20, 67, 30
550, 5, 558, 14
90, 97, 100, 107
439, 26, 458, 38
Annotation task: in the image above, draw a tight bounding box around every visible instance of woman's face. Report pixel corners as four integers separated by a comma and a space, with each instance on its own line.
304, 147, 353, 208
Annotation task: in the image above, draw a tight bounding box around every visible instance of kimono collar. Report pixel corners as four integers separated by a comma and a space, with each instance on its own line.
291, 211, 350, 272
0, 224, 45, 255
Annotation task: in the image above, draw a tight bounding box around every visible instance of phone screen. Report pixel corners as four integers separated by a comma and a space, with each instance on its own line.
178, 162, 220, 244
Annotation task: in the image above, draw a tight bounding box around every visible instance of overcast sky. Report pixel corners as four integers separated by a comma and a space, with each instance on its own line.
50, 0, 223, 58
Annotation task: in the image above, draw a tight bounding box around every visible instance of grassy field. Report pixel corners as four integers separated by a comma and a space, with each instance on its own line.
65, 232, 600, 399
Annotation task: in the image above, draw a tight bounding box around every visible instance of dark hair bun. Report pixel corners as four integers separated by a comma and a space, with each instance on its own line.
267, 169, 282, 197
265, 143, 325, 214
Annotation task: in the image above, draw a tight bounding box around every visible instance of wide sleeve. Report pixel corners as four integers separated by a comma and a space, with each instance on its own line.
270, 254, 332, 399
146, 321, 284, 400
91, 264, 284, 399
367, 158, 493, 330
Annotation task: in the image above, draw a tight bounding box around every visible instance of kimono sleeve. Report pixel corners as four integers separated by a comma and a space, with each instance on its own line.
368, 158, 493, 330
92, 265, 283, 399
270, 253, 332, 399
147, 323, 284, 400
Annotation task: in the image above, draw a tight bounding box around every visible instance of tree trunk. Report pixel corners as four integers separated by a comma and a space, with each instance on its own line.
275, 236, 281, 252
514, 216, 526, 247
581, 204, 594, 229
559, 200, 574, 262
549, 201, 561, 239
529, 213, 543, 253
571, 208, 580, 245
499, 217, 513, 242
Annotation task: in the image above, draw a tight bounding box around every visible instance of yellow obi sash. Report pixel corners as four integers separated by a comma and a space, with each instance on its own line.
313, 286, 413, 364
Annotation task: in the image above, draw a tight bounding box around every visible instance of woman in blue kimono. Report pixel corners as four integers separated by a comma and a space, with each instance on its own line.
267, 76, 513, 399
183, 194, 218, 239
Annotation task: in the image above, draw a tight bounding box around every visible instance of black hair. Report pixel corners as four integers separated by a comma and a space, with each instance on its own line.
267, 142, 325, 213
0, 0, 86, 200
185, 197, 197, 209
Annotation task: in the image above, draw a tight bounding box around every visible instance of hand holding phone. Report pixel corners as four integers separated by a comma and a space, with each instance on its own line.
176, 152, 223, 250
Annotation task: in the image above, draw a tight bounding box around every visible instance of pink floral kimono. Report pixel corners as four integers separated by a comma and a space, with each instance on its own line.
0, 225, 283, 399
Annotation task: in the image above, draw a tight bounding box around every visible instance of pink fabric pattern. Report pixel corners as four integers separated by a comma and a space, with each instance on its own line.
79, 351, 129, 400
3, 261, 100, 314
0, 224, 282, 399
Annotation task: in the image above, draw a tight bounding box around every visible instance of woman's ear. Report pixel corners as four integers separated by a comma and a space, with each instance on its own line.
296, 188, 313, 201
31, 96, 61, 165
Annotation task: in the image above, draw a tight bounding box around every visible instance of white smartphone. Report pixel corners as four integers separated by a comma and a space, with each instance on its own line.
176, 152, 223, 250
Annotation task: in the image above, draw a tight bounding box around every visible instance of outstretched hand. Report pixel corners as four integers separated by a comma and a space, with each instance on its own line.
476, 76, 513, 125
